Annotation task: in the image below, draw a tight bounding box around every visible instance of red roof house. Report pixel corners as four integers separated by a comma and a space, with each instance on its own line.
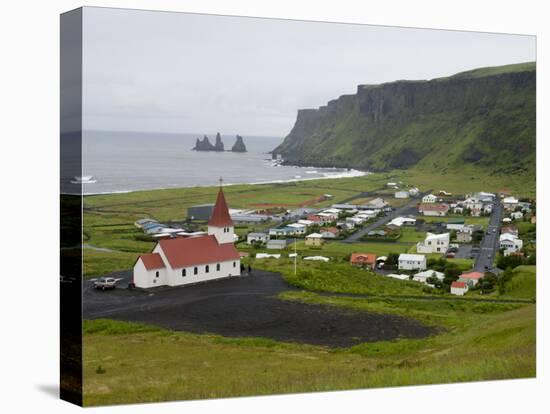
350, 253, 377, 268
458, 271, 484, 286
450, 281, 468, 296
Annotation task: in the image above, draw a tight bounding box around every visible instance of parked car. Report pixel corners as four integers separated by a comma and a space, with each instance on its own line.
93, 277, 117, 290
445, 252, 456, 258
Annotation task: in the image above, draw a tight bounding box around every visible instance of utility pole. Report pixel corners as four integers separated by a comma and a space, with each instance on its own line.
294, 237, 297, 276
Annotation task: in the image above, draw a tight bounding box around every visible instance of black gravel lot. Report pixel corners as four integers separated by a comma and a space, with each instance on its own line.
83, 270, 436, 348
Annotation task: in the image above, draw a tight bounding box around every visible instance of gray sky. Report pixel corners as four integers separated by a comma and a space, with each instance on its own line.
82, 7, 535, 137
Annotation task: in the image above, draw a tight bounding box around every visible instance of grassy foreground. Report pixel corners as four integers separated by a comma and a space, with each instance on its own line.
83, 298, 535, 406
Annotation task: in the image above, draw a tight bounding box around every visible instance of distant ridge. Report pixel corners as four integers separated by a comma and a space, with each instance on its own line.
273, 62, 535, 179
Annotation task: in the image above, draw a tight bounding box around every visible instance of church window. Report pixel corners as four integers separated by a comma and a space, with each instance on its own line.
216, 263, 220, 271
205, 265, 210, 273
194, 267, 198, 275
182, 269, 186, 277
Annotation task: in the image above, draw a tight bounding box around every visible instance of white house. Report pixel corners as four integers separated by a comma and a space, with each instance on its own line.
483, 204, 493, 214
452, 206, 464, 214
418, 203, 449, 217
361, 198, 387, 209
446, 220, 465, 231
422, 194, 438, 203
463, 198, 483, 211
398, 254, 427, 271
317, 212, 338, 221
499, 233, 523, 255
286, 223, 307, 234
247, 232, 269, 245
322, 208, 342, 215
395, 191, 409, 199
417, 232, 450, 254
267, 239, 288, 250
450, 281, 468, 296
503, 196, 519, 211
413, 270, 444, 284
356, 210, 378, 220
510, 211, 524, 220
388, 217, 416, 227
133, 187, 240, 288
408, 187, 420, 196
347, 217, 365, 225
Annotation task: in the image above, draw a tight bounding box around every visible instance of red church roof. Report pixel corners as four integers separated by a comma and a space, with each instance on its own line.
158, 235, 240, 268
208, 187, 234, 227
138, 253, 165, 270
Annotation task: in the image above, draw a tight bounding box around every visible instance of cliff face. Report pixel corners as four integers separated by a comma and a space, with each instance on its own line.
231, 135, 247, 152
273, 62, 536, 176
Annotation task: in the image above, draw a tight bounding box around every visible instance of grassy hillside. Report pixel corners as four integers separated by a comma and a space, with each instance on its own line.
273, 62, 535, 189
82, 300, 535, 405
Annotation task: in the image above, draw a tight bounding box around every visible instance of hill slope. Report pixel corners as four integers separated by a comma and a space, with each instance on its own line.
273, 62, 536, 179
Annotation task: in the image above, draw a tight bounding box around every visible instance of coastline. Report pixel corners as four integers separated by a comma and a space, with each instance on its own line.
79, 168, 369, 196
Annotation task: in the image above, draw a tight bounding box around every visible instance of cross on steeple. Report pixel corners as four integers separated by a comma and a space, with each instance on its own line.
219, 177, 223, 188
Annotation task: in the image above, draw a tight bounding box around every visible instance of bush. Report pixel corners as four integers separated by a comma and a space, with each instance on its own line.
496, 254, 526, 270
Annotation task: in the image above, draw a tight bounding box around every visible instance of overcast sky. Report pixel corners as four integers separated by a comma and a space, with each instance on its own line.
82, 7, 535, 137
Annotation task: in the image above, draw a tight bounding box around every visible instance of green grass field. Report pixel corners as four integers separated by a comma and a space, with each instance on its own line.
494, 265, 536, 301
250, 258, 426, 296
82, 298, 535, 406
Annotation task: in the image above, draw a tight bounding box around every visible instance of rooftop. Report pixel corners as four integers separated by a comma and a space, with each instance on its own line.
208, 187, 233, 227
158, 235, 240, 268
399, 253, 426, 261
138, 253, 165, 270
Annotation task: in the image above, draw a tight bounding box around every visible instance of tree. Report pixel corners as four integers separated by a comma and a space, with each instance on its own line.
386, 253, 399, 266
498, 267, 515, 295
480, 272, 497, 293
472, 230, 484, 243
443, 266, 461, 282
496, 253, 525, 270
526, 252, 536, 265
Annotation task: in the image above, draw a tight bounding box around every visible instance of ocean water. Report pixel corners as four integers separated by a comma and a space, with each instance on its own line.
75, 131, 364, 194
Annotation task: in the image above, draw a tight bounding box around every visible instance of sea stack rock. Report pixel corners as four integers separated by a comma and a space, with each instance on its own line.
231, 135, 247, 152
193, 135, 216, 151
214, 132, 225, 151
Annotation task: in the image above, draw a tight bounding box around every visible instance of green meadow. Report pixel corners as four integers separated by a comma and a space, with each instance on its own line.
83, 300, 535, 406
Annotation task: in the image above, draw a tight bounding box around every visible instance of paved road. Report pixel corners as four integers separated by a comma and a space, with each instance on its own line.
83, 270, 435, 347
474, 200, 503, 272
342, 190, 432, 243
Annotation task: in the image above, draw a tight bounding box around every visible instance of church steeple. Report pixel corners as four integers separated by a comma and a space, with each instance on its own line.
207, 178, 234, 244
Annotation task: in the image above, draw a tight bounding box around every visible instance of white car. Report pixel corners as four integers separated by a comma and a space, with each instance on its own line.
93, 277, 117, 290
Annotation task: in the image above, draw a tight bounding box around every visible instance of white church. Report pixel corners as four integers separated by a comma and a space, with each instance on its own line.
133, 186, 241, 288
